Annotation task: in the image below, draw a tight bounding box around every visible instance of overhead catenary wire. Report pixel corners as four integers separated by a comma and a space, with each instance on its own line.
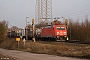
0, 0, 14, 9
0, 0, 13, 4
63, 8, 90, 16
60, 3, 90, 15
69, 12, 90, 20
60, 5, 90, 21
0, 0, 90, 21
58, 3, 90, 20
64, 9, 90, 17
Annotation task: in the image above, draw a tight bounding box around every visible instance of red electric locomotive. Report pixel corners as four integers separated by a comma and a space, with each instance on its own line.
41, 24, 68, 41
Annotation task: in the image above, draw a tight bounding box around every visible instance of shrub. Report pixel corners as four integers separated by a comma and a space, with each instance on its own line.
68, 18, 90, 42
0, 20, 8, 43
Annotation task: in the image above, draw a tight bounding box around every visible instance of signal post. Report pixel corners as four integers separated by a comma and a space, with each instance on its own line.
32, 19, 36, 42
65, 19, 69, 41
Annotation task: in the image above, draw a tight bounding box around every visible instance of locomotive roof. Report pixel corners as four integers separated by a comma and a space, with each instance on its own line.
43, 24, 66, 28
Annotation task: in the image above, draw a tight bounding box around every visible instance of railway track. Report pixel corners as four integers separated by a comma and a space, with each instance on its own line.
35, 39, 90, 45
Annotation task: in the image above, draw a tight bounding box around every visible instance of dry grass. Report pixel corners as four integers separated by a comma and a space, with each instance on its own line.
20, 41, 90, 59
0, 39, 90, 59
0, 39, 17, 49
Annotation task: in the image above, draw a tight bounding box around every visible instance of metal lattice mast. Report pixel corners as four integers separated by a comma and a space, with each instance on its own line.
35, 0, 41, 23
35, 0, 52, 24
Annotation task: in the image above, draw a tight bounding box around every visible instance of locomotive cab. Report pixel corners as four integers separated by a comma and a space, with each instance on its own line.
53, 25, 68, 41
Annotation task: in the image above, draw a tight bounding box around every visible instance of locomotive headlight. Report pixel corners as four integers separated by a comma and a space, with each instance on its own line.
57, 32, 59, 33
64, 32, 66, 33
57, 32, 59, 35
64, 32, 66, 35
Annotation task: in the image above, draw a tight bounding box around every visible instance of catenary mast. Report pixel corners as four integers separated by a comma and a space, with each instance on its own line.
35, 0, 52, 24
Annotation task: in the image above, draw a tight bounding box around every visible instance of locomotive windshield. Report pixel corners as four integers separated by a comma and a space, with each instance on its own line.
56, 27, 65, 30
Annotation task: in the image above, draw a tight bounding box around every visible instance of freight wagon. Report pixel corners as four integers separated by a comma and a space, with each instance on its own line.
7, 28, 33, 40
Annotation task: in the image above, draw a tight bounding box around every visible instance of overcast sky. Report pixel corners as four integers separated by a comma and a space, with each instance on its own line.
0, 0, 90, 28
